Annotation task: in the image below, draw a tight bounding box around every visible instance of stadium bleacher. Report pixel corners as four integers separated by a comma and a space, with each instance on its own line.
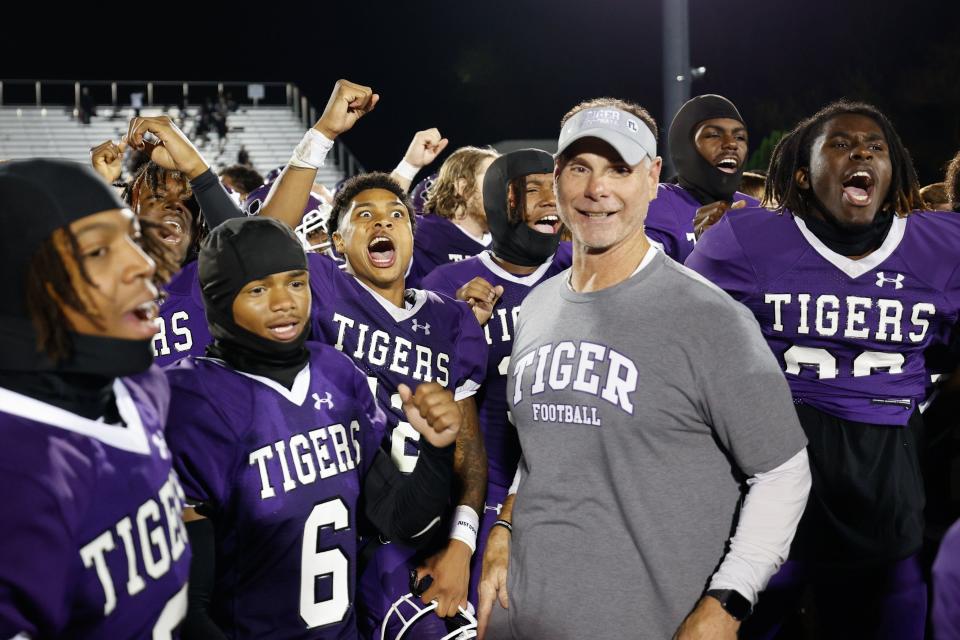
0, 104, 345, 189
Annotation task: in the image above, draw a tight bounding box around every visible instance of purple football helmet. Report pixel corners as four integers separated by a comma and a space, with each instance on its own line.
410, 172, 438, 216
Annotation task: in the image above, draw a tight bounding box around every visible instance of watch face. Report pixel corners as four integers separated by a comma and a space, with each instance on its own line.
707, 589, 752, 621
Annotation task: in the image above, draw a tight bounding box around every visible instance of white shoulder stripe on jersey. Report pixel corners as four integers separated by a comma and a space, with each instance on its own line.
794, 214, 907, 279
454, 379, 481, 402
0, 380, 150, 455
478, 250, 556, 285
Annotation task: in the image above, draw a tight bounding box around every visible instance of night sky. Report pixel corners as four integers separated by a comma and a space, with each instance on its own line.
4, 0, 959, 182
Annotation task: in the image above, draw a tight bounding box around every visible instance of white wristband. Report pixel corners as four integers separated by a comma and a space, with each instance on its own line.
393, 159, 420, 181
449, 505, 480, 554
290, 129, 335, 170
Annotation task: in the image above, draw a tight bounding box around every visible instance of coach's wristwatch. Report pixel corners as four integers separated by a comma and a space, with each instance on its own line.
705, 589, 752, 621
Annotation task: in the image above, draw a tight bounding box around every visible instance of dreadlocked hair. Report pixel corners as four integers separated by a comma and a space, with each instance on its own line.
763, 100, 922, 217
25, 228, 103, 362
506, 175, 528, 225
122, 161, 205, 277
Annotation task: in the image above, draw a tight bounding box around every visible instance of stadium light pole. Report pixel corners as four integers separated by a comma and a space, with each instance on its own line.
662, 0, 690, 177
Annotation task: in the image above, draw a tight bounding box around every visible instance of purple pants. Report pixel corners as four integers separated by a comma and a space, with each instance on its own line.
741, 556, 927, 640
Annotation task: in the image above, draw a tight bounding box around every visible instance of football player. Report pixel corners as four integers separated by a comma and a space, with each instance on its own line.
165, 217, 461, 638
0, 159, 190, 639
420, 148, 571, 607
645, 94, 758, 262
252, 80, 491, 635
686, 100, 950, 639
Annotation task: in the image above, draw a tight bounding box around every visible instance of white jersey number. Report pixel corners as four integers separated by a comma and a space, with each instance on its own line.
367, 377, 420, 473
783, 346, 905, 379
152, 583, 188, 639
300, 499, 350, 628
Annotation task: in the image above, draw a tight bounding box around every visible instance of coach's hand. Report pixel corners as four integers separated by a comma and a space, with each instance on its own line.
415, 540, 472, 617
477, 524, 510, 639
314, 79, 379, 140
456, 277, 504, 326
672, 596, 740, 640
693, 199, 746, 240
399, 383, 461, 449
124, 116, 208, 180
90, 139, 126, 184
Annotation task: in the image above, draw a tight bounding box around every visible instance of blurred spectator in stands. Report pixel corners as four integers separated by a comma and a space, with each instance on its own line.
921, 182, 953, 211
238, 145, 250, 166
220, 164, 264, 202
740, 170, 767, 201
131, 91, 144, 118
79, 87, 96, 125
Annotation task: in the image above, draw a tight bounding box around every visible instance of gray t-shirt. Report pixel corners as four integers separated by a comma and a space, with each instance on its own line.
488, 249, 807, 639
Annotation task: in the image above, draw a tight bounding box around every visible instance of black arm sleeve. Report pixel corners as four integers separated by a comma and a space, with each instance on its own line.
362, 440, 455, 548
181, 518, 228, 640
190, 168, 244, 229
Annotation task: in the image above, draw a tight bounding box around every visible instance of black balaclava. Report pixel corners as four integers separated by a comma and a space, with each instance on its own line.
200, 217, 310, 389
800, 187, 895, 257
668, 94, 746, 206
483, 149, 559, 267
0, 159, 153, 421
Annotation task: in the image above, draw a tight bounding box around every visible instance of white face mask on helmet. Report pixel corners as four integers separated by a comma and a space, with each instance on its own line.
380, 593, 478, 640
294, 199, 334, 253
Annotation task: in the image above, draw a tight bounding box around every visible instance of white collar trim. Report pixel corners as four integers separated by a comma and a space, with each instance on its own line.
453, 221, 492, 246
354, 277, 429, 322
478, 251, 555, 285
566, 243, 658, 291
793, 214, 906, 279
0, 380, 150, 455
202, 358, 312, 405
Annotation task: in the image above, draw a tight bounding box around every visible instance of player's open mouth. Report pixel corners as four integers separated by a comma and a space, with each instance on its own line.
841, 170, 875, 207
532, 214, 561, 234
715, 156, 740, 174
266, 319, 301, 341
159, 218, 185, 245
125, 300, 159, 339
367, 234, 396, 268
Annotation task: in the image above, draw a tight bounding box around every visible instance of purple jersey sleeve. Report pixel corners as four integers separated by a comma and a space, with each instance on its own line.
164, 361, 242, 508
153, 261, 212, 368
683, 212, 761, 302
420, 262, 462, 298
450, 299, 489, 400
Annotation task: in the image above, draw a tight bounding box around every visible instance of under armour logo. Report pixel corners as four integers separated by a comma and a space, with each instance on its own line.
411, 320, 431, 335
484, 503, 503, 515
151, 432, 170, 460
876, 272, 904, 289
313, 392, 334, 410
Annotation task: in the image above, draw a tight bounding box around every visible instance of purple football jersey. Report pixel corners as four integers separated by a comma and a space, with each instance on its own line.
308, 253, 488, 474
164, 343, 387, 639
407, 214, 492, 288
646, 183, 758, 263
421, 244, 572, 487
0, 367, 191, 639
685, 208, 960, 425
153, 261, 211, 368
934, 519, 960, 640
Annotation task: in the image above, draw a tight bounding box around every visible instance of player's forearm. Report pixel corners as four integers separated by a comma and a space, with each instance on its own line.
453, 398, 488, 515
261, 127, 334, 229
708, 448, 811, 603
190, 169, 244, 230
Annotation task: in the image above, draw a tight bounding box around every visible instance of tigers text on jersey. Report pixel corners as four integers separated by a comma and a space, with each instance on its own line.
421, 245, 571, 487
645, 183, 758, 262
153, 260, 210, 367
308, 253, 488, 474
0, 367, 190, 639
685, 208, 960, 425
164, 344, 387, 638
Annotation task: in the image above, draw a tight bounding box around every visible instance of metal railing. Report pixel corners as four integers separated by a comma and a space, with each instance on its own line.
0, 79, 366, 177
